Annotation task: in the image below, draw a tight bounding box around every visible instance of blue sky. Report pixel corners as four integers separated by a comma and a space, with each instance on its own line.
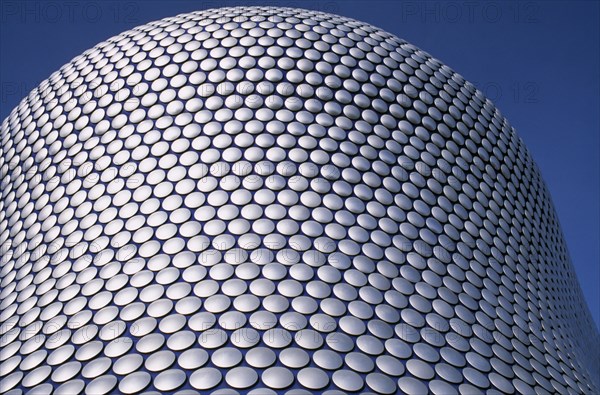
1, 0, 598, 327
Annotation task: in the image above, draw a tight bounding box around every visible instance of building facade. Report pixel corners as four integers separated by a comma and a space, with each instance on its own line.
0, 7, 598, 395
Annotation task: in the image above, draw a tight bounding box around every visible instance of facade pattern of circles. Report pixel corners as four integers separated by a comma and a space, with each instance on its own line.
0, 6, 598, 395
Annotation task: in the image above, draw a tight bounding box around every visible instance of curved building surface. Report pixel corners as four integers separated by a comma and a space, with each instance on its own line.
0, 6, 598, 395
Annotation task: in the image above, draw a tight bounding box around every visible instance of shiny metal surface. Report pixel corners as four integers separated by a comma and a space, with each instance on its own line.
0, 6, 598, 395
